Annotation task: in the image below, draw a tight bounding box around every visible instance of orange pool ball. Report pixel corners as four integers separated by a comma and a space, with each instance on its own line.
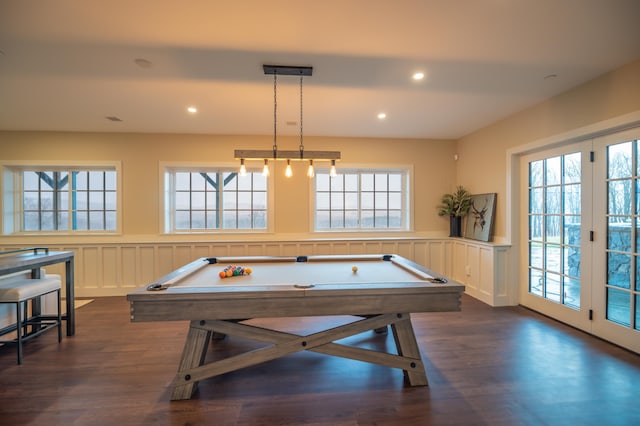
245, 267, 252, 275
219, 271, 226, 278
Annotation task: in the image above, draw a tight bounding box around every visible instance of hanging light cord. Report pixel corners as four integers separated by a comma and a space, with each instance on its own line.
272, 73, 278, 159
299, 75, 304, 159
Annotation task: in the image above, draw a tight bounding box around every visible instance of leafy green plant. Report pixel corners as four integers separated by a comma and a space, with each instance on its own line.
437, 186, 472, 217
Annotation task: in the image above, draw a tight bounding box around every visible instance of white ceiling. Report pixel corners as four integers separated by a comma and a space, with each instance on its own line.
1, 0, 639, 140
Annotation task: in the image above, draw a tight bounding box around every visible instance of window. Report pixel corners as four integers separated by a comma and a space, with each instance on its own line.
1, 165, 119, 233
165, 168, 269, 232
314, 169, 409, 231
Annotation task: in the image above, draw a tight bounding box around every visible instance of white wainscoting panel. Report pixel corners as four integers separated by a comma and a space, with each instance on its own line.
1, 238, 513, 305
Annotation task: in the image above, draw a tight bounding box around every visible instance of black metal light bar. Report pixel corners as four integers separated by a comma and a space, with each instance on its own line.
263, 64, 313, 76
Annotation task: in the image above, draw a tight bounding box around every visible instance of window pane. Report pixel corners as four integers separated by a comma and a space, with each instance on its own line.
389, 192, 402, 209
191, 192, 205, 210
316, 211, 329, 229
530, 242, 543, 269
375, 174, 387, 191
375, 215, 387, 227
89, 192, 104, 209
191, 211, 205, 229
175, 211, 190, 229
237, 211, 252, 228
175, 172, 191, 191
331, 211, 344, 228
529, 160, 543, 187
105, 171, 116, 190
253, 192, 266, 209
375, 193, 388, 209
191, 173, 206, 191
57, 212, 69, 230
330, 175, 344, 191
316, 174, 330, 191
608, 218, 631, 252
530, 188, 543, 214
607, 288, 630, 326
362, 192, 374, 209
564, 184, 580, 214
75, 211, 88, 230
545, 186, 561, 214
105, 211, 116, 230
176, 192, 190, 210
75, 172, 88, 190
563, 153, 581, 184
238, 192, 251, 209
564, 277, 580, 309
388, 174, 402, 191
361, 210, 374, 228
344, 174, 358, 191
89, 211, 104, 229
222, 211, 237, 228
389, 210, 402, 228
608, 141, 632, 179
545, 244, 561, 273
608, 253, 631, 289
529, 268, 543, 296
316, 193, 330, 210
331, 193, 344, 210
545, 157, 561, 186
608, 180, 631, 216
545, 272, 561, 302
89, 171, 104, 190
344, 211, 359, 228
344, 193, 358, 209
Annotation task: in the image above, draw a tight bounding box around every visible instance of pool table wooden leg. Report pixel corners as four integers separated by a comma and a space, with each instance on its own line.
390, 313, 429, 386
171, 320, 212, 400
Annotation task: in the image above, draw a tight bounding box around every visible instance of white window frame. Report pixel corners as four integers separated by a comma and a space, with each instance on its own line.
161, 162, 274, 234
1, 160, 122, 235
311, 164, 413, 232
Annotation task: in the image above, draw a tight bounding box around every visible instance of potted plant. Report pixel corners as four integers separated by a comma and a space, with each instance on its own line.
437, 186, 471, 237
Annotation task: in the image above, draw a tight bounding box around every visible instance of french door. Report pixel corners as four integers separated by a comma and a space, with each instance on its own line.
520, 127, 640, 353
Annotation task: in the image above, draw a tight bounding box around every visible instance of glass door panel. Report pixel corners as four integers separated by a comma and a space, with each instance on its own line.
592, 128, 640, 353
520, 141, 592, 330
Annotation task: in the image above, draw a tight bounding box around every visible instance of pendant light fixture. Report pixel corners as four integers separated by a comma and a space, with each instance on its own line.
235, 65, 340, 178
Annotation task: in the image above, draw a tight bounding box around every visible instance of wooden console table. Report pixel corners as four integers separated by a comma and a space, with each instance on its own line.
0, 248, 76, 336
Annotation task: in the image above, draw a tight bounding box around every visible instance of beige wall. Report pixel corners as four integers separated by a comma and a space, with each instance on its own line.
456, 57, 640, 241
0, 132, 457, 243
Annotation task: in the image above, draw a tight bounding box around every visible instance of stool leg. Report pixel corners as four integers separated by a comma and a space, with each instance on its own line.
57, 289, 62, 343
16, 301, 23, 365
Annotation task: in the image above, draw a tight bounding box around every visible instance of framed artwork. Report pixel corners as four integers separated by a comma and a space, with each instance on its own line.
464, 193, 497, 242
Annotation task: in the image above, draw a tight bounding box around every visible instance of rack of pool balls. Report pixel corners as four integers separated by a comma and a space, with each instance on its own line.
219, 265, 252, 279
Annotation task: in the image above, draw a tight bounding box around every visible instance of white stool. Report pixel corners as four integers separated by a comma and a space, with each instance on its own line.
0, 273, 62, 364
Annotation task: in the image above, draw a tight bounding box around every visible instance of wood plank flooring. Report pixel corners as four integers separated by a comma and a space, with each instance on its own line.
0, 295, 639, 425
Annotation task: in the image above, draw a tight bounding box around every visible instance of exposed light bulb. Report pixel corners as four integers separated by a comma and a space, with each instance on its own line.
329, 160, 337, 178
262, 159, 270, 177
285, 159, 293, 178
239, 159, 247, 177
307, 160, 315, 178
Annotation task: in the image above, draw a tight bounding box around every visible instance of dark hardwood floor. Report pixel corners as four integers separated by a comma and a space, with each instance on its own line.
0, 295, 639, 425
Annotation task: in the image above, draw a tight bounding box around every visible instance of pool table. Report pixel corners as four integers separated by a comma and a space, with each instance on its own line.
127, 254, 464, 400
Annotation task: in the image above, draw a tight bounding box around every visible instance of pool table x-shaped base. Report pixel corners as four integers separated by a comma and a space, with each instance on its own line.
171, 312, 427, 400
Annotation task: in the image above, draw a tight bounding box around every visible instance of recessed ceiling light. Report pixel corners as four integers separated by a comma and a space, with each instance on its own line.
187, 106, 198, 113
377, 112, 387, 120
412, 72, 425, 80
134, 58, 153, 69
